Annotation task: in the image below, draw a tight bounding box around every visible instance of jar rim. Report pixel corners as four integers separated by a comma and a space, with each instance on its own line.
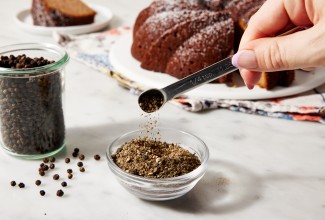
0, 43, 69, 75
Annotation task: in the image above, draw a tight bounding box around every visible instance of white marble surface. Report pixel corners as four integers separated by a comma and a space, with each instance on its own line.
0, 0, 325, 219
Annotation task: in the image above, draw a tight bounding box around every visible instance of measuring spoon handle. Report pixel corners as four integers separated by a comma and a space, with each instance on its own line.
162, 56, 238, 101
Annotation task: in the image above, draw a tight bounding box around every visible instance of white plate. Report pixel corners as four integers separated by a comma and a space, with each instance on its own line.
14, 3, 113, 35
110, 32, 325, 100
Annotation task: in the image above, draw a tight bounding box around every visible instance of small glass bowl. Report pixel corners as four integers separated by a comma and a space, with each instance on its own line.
106, 127, 209, 201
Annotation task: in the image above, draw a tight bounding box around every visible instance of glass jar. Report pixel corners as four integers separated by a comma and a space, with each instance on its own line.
0, 43, 69, 159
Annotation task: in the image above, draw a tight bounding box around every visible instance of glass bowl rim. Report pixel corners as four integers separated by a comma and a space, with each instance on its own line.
106, 127, 209, 183
0, 42, 69, 75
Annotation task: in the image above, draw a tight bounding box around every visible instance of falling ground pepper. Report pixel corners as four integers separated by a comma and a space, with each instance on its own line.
111, 137, 201, 178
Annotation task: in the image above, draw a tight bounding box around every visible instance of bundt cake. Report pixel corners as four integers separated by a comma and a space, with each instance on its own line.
132, 0, 295, 90
31, 0, 96, 27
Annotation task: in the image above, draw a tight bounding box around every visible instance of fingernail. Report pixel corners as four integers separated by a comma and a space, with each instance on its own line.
232, 50, 258, 69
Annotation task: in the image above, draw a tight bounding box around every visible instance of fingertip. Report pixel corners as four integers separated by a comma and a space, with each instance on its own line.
240, 69, 261, 89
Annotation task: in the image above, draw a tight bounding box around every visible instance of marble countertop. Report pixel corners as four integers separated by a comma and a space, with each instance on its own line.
0, 0, 325, 219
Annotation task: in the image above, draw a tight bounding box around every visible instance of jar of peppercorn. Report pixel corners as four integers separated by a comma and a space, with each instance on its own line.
0, 43, 69, 159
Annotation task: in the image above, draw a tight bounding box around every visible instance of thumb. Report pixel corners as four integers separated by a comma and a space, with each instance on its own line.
232, 27, 324, 72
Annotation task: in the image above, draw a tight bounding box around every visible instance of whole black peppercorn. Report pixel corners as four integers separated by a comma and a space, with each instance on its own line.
56, 189, 64, 197
94, 154, 101, 160
10, 181, 16, 187
49, 157, 56, 162
65, 158, 70, 163
53, 174, 59, 180
79, 154, 85, 160
35, 180, 41, 186
61, 181, 67, 187
67, 169, 73, 174
73, 148, 79, 153
43, 158, 49, 163
43, 165, 49, 171
40, 190, 46, 196
72, 152, 78, 157
39, 170, 45, 176
68, 173, 73, 179
18, 182, 25, 188
77, 162, 83, 167
40, 163, 45, 168
50, 163, 55, 169
79, 167, 85, 172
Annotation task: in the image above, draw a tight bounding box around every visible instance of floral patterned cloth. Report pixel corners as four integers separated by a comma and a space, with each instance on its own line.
54, 26, 325, 124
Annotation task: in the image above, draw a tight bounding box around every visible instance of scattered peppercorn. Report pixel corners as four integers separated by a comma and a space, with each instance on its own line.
68, 174, 73, 179
40, 190, 46, 196
50, 163, 55, 169
65, 158, 70, 163
39, 170, 45, 176
35, 180, 41, 186
77, 162, 83, 167
56, 189, 64, 197
49, 157, 56, 162
43, 158, 49, 163
79, 167, 85, 172
18, 183, 25, 188
53, 174, 59, 180
10, 181, 16, 187
94, 154, 101, 160
61, 181, 67, 187
72, 152, 78, 157
79, 154, 85, 160
67, 169, 73, 174
43, 165, 49, 171
40, 163, 45, 168
73, 148, 79, 153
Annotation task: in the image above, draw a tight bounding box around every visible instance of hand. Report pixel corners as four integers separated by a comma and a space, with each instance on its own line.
231, 0, 325, 89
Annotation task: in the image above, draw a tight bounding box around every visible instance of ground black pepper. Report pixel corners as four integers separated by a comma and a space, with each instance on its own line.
138, 90, 164, 113
112, 138, 201, 178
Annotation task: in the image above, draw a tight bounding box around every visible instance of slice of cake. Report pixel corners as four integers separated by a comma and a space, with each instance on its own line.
31, 0, 96, 27
258, 70, 295, 90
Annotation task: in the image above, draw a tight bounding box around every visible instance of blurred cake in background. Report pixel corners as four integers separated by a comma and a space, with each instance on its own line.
31, 0, 96, 27
132, 0, 295, 90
